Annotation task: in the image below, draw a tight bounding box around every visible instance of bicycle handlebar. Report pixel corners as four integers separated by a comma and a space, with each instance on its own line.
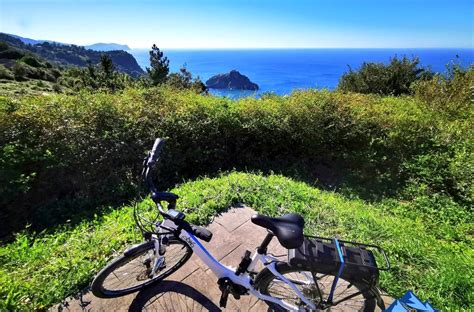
143, 138, 179, 215
147, 138, 165, 166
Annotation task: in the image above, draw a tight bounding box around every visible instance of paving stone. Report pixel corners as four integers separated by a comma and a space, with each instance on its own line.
249, 300, 269, 311
199, 222, 242, 262
213, 207, 256, 233
53, 206, 392, 312
231, 220, 268, 249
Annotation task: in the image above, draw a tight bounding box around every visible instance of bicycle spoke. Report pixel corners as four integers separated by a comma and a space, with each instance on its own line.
265, 269, 370, 311
100, 242, 189, 292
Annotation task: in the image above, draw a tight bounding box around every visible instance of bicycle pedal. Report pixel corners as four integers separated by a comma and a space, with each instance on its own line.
219, 286, 230, 308
218, 278, 231, 308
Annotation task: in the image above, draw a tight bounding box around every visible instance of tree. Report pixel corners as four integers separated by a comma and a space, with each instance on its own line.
338, 56, 433, 96
147, 44, 169, 85
167, 65, 207, 94
100, 54, 115, 80
86, 60, 96, 80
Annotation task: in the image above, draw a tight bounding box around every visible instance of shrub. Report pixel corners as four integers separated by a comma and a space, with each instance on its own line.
36, 80, 46, 88
52, 83, 62, 92
166, 66, 207, 94
0, 48, 24, 60
412, 64, 474, 118
0, 41, 8, 52
12, 62, 27, 81
338, 56, 432, 95
0, 64, 14, 80
20, 54, 43, 68
0, 84, 471, 236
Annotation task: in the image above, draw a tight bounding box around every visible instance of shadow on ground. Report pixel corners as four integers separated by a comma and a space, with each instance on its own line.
129, 281, 222, 312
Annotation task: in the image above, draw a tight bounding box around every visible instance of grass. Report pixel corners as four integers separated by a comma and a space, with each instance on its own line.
0, 172, 472, 311
0, 79, 60, 97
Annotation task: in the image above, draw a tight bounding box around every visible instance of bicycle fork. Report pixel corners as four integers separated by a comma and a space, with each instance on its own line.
149, 235, 167, 278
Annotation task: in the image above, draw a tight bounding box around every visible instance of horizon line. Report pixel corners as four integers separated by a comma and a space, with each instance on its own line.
3, 31, 472, 50
132, 46, 474, 50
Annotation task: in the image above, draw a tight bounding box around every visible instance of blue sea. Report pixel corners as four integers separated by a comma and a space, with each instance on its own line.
130, 49, 474, 98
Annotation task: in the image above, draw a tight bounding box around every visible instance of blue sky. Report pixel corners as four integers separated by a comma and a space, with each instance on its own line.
1, 0, 473, 49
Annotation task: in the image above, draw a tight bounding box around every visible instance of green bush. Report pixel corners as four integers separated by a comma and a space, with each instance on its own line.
0, 41, 9, 52
12, 62, 27, 81
412, 64, 474, 118
20, 54, 43, 68
0, 80, 472, 236
0, 48, 24, 60
338, 56, 432, 95
166, 66, 207, 93
0, 64, 14, 80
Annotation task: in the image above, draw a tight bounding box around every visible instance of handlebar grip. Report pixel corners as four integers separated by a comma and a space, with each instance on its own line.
147, 138, 166, 165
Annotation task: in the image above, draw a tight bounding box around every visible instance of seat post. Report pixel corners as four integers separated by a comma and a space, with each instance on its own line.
257, 232, 274, 254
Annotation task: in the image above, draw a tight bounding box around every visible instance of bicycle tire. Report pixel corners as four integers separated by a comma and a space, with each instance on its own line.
255, 262, 379, 311
91, 238, 192, 298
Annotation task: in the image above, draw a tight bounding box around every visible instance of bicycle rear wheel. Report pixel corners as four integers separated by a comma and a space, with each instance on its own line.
91, 238, 192, 298
256, 262, 378, 311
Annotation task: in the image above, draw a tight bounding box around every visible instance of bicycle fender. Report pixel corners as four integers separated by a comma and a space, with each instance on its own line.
124, 241, 154, 257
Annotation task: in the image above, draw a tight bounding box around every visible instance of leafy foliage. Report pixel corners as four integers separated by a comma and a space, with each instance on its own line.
338, 56, 433, 95
0, 64, 14, 79
63, 55, 132, 92
166, 65, 207, 93
1, 68, 472, 236
412, 63, 474, 118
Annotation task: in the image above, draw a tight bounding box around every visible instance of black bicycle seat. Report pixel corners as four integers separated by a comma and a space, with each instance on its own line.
251, 213, 304, 249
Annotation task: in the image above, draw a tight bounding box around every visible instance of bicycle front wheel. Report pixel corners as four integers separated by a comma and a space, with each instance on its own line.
91, 237, 192, 298
256, 262, 378, 311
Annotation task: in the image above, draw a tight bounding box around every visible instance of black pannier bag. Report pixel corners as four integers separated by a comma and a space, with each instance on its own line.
288, 236, 389, 283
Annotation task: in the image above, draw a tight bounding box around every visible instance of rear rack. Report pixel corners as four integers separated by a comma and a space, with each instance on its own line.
303, 235, 391, 271
289, 235, 390, 305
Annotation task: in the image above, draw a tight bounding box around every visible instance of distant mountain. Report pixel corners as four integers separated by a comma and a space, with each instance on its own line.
0, 33, 144, 77
85, 43, 131, 51
4, 33, 65, 46
6, 33, 130, 52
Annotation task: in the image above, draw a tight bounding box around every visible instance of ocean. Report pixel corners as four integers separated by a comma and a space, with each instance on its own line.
130, 49, 474, 97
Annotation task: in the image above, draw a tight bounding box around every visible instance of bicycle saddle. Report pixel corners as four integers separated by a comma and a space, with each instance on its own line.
251, 213, 305, 249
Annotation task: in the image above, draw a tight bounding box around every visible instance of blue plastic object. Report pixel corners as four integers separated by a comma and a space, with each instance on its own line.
384, 291, 438, 312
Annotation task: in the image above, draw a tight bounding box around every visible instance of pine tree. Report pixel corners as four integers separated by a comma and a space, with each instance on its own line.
147, 44, 169, 85
100, 54, 115, 80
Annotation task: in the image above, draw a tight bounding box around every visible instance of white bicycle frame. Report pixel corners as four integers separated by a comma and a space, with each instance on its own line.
155, 218, 316, 311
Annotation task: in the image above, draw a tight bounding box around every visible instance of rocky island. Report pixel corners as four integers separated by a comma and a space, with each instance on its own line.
206, 70, 259, 90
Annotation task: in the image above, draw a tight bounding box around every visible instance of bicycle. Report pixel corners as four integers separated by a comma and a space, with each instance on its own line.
91, 138, 390, 311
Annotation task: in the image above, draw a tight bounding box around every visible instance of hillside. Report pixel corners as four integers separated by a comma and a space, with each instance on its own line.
4, 33, 131, 52
2, 32, 64, 45
0, 40, 66, 95
0, 33, 143, 77
85, 43, 131, 51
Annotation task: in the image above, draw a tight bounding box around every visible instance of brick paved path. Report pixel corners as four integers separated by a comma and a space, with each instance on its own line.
53, 206, 392, 312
